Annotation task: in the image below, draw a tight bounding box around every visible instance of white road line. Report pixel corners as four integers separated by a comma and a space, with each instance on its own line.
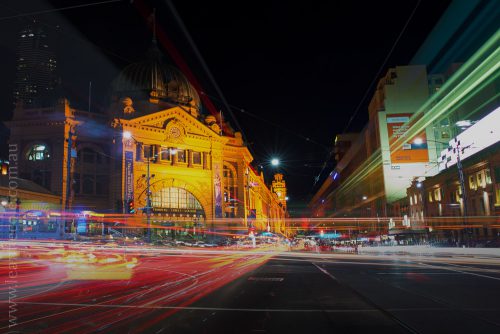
312, 263, 338, 281
417, 262, 500, 281
376, 272, 462, 275
9, 300, 499, 314
0, 300, 455, 313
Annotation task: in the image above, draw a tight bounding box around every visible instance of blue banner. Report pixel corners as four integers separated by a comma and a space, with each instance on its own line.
125, 151, 134, 202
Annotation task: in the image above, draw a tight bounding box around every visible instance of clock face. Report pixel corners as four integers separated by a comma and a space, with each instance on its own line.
169, 126, 181, 138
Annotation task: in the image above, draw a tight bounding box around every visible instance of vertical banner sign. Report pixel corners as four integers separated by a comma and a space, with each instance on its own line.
387, 114, 429, 163
214, 164, 223, 218
125, 151, 134, 201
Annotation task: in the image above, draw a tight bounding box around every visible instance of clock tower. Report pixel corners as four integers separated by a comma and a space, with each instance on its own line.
271, 173, 287, 211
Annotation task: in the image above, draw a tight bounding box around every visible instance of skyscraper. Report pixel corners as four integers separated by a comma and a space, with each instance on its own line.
13, 21, 57, 106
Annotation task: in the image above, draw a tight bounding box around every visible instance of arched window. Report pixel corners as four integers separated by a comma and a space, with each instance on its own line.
26, 144, 50, 161
152, 187, 203, 215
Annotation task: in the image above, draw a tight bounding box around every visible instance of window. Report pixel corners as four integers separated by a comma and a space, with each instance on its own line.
177, 150, 186, 163
476, 171, 484, 188
192, 152, 202, 165
496, 185, 500, 205
82, 174, 95, 194
27, 144, 50, 161
469, 175, 476, 190
143, 145, 153, 159
160, 148, 171, 161
74, 147, 109, 196
434, 188, 441, 201
485, 169, 492, 185
32, 169, 51, 189
96, 175, 109, 195
152, 187, 202, 211
81, 148, 95, 164
428, 191, 433, 202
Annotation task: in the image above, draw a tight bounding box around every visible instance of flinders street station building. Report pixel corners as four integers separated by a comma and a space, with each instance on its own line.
3, 43, 287, 238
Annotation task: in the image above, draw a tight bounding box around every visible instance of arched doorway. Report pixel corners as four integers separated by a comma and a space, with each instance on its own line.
151, 187, 205, 240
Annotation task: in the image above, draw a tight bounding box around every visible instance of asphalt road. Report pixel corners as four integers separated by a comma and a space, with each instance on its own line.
152, 253, 500, 334
3, 243, 500, 333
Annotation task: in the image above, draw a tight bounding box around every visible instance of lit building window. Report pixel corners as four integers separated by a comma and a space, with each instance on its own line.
192, 152, 202, 165
160, 147, 171, 161
152, 187, 202, 211
476, 171, 484, 188
223, 165, 237, 218
434, 188, 441, 201
469, 175, 477, 190
485, 169, 492, 185
177, 150, 186, 163
26, 144, 50, 161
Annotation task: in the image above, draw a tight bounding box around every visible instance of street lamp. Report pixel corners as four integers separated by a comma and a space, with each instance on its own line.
413, 136, 471, 246
271, 158, 279, 166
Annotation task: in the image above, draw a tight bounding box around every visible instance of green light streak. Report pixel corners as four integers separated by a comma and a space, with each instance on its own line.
326, 30, 499, 214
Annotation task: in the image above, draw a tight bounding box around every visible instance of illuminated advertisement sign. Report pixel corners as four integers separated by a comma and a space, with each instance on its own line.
125, 151, 134, 201
387, 114, 429, 163
438, 106, 500, 171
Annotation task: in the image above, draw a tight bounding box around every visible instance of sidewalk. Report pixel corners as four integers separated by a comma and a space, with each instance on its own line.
358, 245, 500, 257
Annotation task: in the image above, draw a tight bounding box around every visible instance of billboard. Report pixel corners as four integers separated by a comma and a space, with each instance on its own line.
387, 114, 428, 163
438, 106, 500, 171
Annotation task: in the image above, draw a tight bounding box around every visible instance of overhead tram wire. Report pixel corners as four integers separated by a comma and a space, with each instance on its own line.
312, 0, 422, 190
164, 0, 254, 156
0, 0, 124, 21
200, 91, 331, 153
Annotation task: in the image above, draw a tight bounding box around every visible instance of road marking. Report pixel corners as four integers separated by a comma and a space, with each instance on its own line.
312, 263, 338, 281
0, 300, 457, 313
248, 277, 284, 282
376, 272, 462, 275
418, 262, 500, 281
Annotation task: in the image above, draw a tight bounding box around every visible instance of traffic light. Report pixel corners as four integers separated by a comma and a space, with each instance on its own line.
128, 199, 135, 214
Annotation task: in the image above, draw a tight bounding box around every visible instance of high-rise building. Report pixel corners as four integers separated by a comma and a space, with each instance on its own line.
13, 21, 57, 106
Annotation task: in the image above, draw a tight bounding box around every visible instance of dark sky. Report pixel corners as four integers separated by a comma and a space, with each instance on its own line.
0, 0, 451, 214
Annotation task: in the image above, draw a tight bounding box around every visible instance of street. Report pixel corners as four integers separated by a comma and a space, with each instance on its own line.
153, 253, 500, 334
2, 242, 500, 333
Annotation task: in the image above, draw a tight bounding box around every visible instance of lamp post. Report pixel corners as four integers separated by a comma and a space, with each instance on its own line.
413, 136, 471, 246
244, 167, 249, 229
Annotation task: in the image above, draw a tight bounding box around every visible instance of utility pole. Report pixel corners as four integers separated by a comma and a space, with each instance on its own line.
65, 125, 75, 211
454, 138, 470, 246
146, 152, 152, 243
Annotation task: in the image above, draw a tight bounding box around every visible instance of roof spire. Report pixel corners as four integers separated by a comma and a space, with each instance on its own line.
147, 8, 161, 59
152, 8, 157, 45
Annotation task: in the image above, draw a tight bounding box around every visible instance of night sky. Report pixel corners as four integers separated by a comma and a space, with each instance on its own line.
0, 0, 451, 214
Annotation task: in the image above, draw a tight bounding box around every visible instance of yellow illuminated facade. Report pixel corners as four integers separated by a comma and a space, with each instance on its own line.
7, 42, 286, 236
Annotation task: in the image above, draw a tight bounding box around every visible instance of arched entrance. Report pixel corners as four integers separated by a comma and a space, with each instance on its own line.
150, 187, 205, 240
